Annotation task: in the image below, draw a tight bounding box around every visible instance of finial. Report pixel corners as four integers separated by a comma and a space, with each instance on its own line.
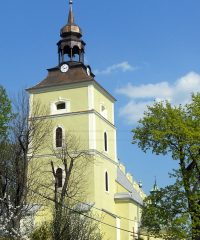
67, 0, 75, 25
150, 177, 159, 193
154, 176, 157, 186
153, 177, 159, 192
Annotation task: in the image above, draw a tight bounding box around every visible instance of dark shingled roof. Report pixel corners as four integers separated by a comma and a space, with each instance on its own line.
27, 62, 94, 91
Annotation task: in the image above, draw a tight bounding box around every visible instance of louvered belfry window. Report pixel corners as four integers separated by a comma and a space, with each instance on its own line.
56, 127, 63, 148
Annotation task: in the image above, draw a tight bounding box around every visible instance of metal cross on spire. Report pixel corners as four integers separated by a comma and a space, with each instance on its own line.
69, 0, 73, 5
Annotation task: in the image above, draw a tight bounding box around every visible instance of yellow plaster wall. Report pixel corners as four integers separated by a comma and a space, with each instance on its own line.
34, 206, 53, 226
101, 212, 117, 240
30, 153, 95, 222
31, 114, 90, 155
116, 181, 130, 193
27, 83, 163, 240
93, 86, 114, 124
31, 85, 89, 114
50, 114, 89, 148
95, 116, 117, 161
92, 156, 117, 213
115, 202, 131, 240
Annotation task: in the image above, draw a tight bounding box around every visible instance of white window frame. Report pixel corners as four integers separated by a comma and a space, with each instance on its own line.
51, 98, 70, 115
53, 125, 65, 149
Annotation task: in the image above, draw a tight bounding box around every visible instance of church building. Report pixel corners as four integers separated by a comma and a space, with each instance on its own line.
27, 2, 149, 240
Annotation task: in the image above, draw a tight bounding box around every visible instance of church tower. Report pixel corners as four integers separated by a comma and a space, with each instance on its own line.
28, 0, 117, 162
27, 2, 145, 240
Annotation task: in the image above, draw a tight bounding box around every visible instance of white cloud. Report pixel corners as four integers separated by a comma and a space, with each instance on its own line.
94, 61, 137, 75
116, 71, 200, 124
117, 82, 172, 100
119, 100, 153, 124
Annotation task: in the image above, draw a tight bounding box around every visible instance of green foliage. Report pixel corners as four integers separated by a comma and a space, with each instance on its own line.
133, 94, 200, 159
132, 93, 200, 239
0, 86, 12, 140
141, 172, 191, 239
30, 224, 51, 240
30, 205, 103, 240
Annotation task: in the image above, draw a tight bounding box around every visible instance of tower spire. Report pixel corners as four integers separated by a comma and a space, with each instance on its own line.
68, 0, 74, 25
151, 177, 159, 193
154, 176, 157, 187
58, 0, 85, 64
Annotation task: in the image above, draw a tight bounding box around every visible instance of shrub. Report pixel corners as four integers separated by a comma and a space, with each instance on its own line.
30, 224, 51, 240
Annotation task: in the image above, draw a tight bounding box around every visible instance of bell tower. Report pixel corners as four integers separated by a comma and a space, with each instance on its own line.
26, 2, 146, 239
57, 0, 85, 65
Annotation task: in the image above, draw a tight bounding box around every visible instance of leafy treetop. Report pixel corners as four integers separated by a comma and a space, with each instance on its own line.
0, 86, 12, 140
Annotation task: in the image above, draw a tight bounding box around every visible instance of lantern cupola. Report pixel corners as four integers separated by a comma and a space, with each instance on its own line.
57, 0, 85, 64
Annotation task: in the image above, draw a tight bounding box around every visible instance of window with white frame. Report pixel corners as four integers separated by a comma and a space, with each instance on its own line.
51, 100, 70, 115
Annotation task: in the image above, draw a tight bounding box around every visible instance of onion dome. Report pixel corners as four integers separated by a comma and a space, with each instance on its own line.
60, 0, 82, 38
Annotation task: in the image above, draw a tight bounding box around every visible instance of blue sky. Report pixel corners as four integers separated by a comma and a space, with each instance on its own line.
1, 0, 200, 193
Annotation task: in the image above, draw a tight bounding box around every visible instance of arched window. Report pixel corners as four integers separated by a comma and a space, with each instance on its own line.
104, 132, 108, 152
56, 168, 63, 188
105, 171, 109, 192
56, 127, 63, 148
72, 46, 80, 61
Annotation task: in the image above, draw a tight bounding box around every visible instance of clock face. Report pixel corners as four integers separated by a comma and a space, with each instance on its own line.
60, 64, 69, 73
86, 67, 91, 76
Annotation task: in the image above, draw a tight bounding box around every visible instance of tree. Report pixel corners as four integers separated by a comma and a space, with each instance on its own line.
0, 86, 12, 199
0, 92, 51, 239
49, 133, 103, 240
50, 207, 103, 240
30, 223, 51, 240
0, 89, 102, 239
132, 93, 200, 240
141, 171, 191, 239
0, 86, 12, 140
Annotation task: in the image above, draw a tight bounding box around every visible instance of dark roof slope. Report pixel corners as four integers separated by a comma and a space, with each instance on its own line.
27, 62, 94, 91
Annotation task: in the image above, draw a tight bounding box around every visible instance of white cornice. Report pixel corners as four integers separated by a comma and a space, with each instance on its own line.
114, 192, 143, 206
31, 149, 118, 166
31, 109, 116, 130
27, 80, 116, 102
